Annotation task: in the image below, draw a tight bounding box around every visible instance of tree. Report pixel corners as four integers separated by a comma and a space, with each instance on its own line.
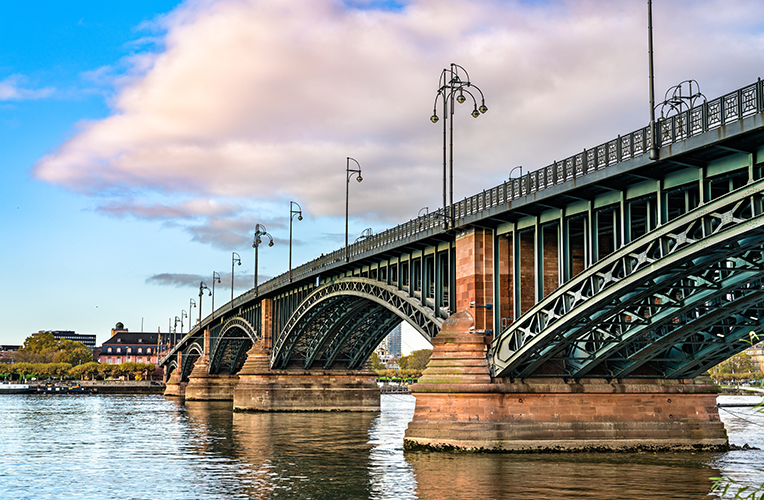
53, 340, 93, 366
70, 362, 100, 380
17, 332, 59, 363
370, 352, 384, 370
399, 349, 432, 371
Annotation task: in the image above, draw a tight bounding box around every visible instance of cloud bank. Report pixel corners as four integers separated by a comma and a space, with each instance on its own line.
33, 0, 764, 249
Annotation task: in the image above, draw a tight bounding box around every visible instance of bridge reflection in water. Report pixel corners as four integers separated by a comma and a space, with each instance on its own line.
163, 77, 764, 451
178, 395, 764, 500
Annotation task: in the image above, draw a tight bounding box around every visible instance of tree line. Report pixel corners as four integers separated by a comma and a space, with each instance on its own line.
0, 332, 157, 381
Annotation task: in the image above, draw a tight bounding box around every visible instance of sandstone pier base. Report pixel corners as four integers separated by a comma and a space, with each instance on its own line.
184, 360, 239, 401
164, 369, 186, 398
233, 342, 380, 412
404, 311, 728, 452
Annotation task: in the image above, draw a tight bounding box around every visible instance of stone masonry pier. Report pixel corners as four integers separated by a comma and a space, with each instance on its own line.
404, 311, 727, 452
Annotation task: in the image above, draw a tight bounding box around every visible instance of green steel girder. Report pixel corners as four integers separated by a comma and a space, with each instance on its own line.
180, 343, 203, 382
491, 179, 764, 378
321, 306, 399, 369
321, 311, 400, 369
271, 277, 442, 370
302, 300, 370, 369
347, 314, 403, 369
207, 317, 258, 375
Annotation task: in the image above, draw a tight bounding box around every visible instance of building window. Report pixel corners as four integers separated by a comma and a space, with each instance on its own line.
147, 348, 152, 354
127, 347, 132, 354
127, 356, 132, 362
107, 347, 112, 353
117, 347, 121, 353
108, 357, 112, 364
137, 348, 142, 354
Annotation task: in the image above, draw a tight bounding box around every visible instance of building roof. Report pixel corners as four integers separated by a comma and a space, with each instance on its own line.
102, 332, 160, 346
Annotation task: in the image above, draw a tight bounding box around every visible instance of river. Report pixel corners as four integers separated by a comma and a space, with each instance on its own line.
0, 393, 761, 499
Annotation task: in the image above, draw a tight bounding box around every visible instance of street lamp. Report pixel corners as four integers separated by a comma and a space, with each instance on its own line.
289, 201, 303, 282
346, 157, 363, 262
198, 282, 210, 324
431, 63, 488, 228
180, 310, 187, 335
253, 223, 274, 296
231, 252, 241, 303
189, 298, 196, 328
211, 271, 221, 320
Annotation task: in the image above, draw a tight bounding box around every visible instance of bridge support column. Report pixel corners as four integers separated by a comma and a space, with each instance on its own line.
164, 353, 186, 397
405, 311, 728, 452
233, 341, 380, 411
184, 359, 239, 401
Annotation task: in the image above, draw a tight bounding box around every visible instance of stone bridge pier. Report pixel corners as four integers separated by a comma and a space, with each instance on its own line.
404, 228, 728, 452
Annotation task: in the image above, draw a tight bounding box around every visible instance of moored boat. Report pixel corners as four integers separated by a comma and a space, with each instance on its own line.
0, 383, 36, 394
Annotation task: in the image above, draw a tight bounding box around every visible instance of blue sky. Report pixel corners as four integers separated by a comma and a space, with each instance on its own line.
2, 0, 764, 350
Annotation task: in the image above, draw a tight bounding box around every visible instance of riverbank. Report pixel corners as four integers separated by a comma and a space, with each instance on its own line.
77, 380, 165, 394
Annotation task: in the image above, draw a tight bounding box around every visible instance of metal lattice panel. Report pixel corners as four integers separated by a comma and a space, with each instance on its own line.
208, 317, 258, 375
491, 180, 764, 378
180, 343, 203, 382
271, 278, 442, 369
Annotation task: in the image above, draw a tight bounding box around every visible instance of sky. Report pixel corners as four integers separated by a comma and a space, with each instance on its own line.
2, 0, 764, 351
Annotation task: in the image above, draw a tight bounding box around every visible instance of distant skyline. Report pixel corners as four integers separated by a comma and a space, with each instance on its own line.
3, 0, 764, 350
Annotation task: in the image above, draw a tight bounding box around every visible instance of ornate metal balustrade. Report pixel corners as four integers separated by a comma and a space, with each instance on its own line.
490, 179, 764, 379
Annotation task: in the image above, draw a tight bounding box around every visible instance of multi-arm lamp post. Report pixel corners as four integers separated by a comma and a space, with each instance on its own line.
211, 271, 221, 320
253, 223, 274, 296
431, 63, 488, 229
197, 282, 210, 324
345, 157, 363, 262
289, 201, 303, 282
231, 252, 241, 303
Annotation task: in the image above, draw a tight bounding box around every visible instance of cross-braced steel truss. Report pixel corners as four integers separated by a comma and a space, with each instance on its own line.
270, 277, 443, 369
491, 180, 764, 379
208, 317, 258, 375
179, 343, 203, 382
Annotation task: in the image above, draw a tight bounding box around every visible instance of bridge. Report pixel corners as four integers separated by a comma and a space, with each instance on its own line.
161, 78, 764, 451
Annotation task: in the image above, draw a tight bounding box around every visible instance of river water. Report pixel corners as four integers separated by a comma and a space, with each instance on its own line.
0, 393, 761, 499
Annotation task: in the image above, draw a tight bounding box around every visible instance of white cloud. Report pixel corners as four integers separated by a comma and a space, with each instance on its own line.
0, 75, 54, 101
32, 0, 764, 240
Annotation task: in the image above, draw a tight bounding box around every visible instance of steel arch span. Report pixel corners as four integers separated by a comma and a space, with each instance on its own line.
208, 317, 259, 376
271, 277, 443, 370
491, 180, 764, 379
179, 343, 203, 382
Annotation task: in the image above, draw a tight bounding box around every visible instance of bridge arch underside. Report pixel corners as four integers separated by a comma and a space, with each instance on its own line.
271, 279, 442, 370
492, 184, 764, 379
179, 343, 203, 383
208, 318, 258, 376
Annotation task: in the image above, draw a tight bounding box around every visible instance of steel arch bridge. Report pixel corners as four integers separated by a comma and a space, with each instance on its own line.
160, 77, 764, 386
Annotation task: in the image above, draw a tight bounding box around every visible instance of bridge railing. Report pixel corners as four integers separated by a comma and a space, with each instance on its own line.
166, 78, 764, 363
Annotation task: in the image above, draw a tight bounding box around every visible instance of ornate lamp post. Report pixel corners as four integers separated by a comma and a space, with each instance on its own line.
231, 252, 241, 303
197, 282, 210, 324
180, 309, 187, 334
211, 271, 221, 319
253, 223, 274, 296
346, 157, 363, 262
431, 63, 488, 228
289, 201, 303, 282
189, 298, 196, 328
